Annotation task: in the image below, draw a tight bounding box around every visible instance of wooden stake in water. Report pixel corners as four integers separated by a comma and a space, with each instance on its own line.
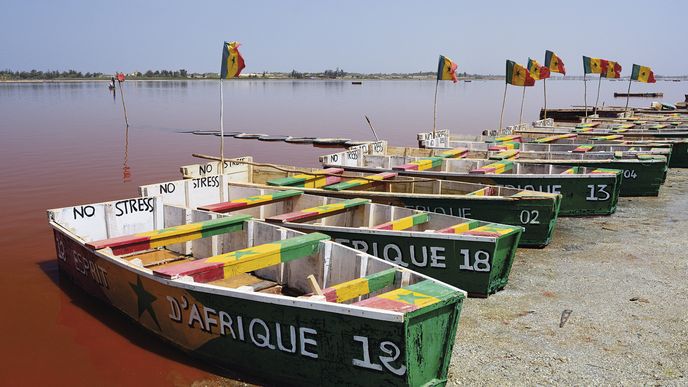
625, 77, 633, 113
583, 73, 588, 118
543, 77, 547, 120
498, 83, 508, 133
594, 74, 603, 114
432, 78, 440, 135
519, 85, 526, 126
364, 115, 380, 141
118, 79, 129, 127
219, 79, 225, 174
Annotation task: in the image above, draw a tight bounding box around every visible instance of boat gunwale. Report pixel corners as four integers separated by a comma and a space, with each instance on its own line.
48, 217, 467, 323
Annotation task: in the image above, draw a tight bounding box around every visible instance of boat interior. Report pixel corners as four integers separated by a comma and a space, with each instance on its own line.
343, 154, 608, 175
49, 198, 455, 310
139, 177, 520, 237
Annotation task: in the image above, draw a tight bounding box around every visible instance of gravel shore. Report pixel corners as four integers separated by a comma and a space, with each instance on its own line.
448, 169, 688, 385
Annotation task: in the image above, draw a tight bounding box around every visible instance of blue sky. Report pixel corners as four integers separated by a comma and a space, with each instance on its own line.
1, 0, 686, 75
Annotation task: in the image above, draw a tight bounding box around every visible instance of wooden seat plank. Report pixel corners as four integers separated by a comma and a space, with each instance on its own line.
266, 198, 370, 223
372, 213, 429, 231
86, 214, 251, 255
321, 268, 397, 303
153, 233, 330, 282
198, 190, 302, 213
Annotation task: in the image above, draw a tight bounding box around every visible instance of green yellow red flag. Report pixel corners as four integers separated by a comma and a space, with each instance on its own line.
437, 55, 458, 83
600, 60, 622, 78
506, 60, 535, 86
583, 56, 603, 74
220, 41, 245, 79
631, 64, 656, 83
528, 58, 550, 80
544, 50, 566, 75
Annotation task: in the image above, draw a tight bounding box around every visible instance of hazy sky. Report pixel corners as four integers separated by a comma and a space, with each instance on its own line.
2, 0, 686, 75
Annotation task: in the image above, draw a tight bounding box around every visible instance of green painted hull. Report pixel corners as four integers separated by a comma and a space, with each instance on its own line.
189, 289, 463, 386
329, 166, 621, 218
52, 227, 465, 386
388, 195, 558, 248
666, 142, 688, 168
513, 159, 667, 197
291, 226, 522, 297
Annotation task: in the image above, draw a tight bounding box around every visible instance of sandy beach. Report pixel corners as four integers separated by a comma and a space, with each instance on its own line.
448, 169, 688, 385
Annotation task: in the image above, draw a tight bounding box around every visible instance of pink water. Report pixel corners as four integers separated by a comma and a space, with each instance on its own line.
0, 79, 683, 385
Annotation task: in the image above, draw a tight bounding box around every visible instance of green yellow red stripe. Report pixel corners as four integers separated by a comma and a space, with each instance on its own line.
489, 149, 520, 160
267, 168, 344, 188
86, 214, 251, 255
488, 141, 520, 151
591, 168, 620, 175
393, 156, 444, 171
591, 135, 624, 141
153, 233, 330, 281
322, 172, 396, 191
267, 198, 370, 223
534, 133, 577, 143
322, 268, 397, 303
353, 280, 449, 312
198, 190, 303, 213
436, 220, 480, 234
436, 148, 469, 158
560, 167, 583, 174
572, 145, 594, 153
495, 135, 521, 143
372, 213, 430, 231
470, 160, 514, 174
462, 224, 518, 238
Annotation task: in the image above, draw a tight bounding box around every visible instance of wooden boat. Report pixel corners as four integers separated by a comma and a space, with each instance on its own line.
313, 138, 351, 146
538, 107, 626, 121
139, 180, 523, 296
235, 133, 268, 139
613, 92, 663, 98
414, 132, 669, 197
48, 196, 465, 386
417, 130, 671, 158
521, 119, 688, 168
318, 142, 623, 216
178, 157, 561, 247
284, 136, 316, 144
258, 135, 290, 142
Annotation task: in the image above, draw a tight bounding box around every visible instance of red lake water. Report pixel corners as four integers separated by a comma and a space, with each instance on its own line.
0, 79, 683, 385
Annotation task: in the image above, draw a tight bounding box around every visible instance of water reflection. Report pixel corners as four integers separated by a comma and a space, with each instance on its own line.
122, 126, 131, 183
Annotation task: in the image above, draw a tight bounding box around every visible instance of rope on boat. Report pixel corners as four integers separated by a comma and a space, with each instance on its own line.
191, 153, 441, 184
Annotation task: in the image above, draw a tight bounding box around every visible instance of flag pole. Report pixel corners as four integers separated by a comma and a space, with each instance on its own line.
594, 74, 602, 114
432, 78, 440, 135
543, 77, 547, 120
499, 83, 507, 133
219, 78, 225, 174
583, 73, 588, 118
624, 77, 632, 113
519, 85, 526, 126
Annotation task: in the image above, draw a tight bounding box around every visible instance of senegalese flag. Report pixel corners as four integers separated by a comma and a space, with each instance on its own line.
544, 50, 566, 75
631, 64, 656, 83
220, 41, 245, 79
506, 60, 535, 86
600, 60, 622, 78
437, 55, 458, 83
583, 56, 603, 74
528, 58, 550, 80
